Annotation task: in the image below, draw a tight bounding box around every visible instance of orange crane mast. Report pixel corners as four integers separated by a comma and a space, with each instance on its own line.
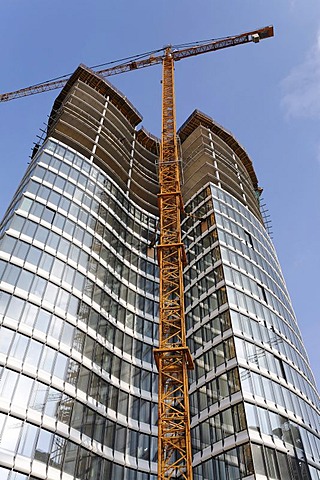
153, 48, 194, 479
0, 26, 274, 479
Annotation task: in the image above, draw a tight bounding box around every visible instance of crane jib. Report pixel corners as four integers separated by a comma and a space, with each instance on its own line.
0, 26, 274, 103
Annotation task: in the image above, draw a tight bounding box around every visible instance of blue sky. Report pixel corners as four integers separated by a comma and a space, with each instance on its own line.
0, 1, 319, 387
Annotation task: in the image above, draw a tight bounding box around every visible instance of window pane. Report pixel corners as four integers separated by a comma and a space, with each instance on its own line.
34, 429, 52, 462
252, 444, 267, 476
25, 340, 43, 368
12, 375, 34, 407
0, 328, 14, 355
1, 416, 23, 452
18, 422, 38, 457
0, 370, 18, 400
10, 334, 29, 362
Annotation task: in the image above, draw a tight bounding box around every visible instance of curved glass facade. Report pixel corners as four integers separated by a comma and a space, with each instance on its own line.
0, 137, 160, 479
182, 183, 319, 480
0, 67, 319, 479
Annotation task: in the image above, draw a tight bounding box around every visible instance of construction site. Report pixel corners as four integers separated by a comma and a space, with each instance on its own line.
0, 23, 319, 480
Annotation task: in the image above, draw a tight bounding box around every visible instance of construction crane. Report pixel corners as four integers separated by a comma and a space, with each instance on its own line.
0, 26, 274, 479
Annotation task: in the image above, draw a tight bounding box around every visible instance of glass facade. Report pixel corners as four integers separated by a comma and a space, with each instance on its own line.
182, 183, 319, 479
0, 67, 319, 479
0, 137, 160, 479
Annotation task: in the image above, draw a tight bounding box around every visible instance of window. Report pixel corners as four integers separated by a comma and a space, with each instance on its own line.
34, 429, 53, 462
251, 444, 267, 476
12, 376, 34, 409
25, 340, 43, 368
43, 206, 55, 223
1, 416, 23, 453
19, 197, 32, 213
0, 234, 16, 255
244, 230, 254, 248
3, 264, 20, 286
200, 219, 209, 233
16, 270, 34, 293
18, 422, 38, 458
0, 370, 18, 401
257, 283, 268, 303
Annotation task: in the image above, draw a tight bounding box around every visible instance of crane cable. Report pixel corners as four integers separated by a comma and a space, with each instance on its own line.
14, 37, 224, 91
21, 47, 166, 89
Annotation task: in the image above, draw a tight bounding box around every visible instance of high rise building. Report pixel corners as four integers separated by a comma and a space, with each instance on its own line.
0, 65, 319, 480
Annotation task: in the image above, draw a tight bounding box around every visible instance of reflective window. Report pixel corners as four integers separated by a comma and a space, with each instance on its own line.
0, 416, 23, 452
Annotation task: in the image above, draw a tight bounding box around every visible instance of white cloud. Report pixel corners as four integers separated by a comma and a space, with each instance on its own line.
282, 30, 320, 118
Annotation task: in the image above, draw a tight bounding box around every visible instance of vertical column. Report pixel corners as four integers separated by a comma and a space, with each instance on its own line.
233, 156, 247, 204
126, 130, 137, 196
90, 97, 109, 162
208, 131, 221, 188
154, 49, 193, 480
